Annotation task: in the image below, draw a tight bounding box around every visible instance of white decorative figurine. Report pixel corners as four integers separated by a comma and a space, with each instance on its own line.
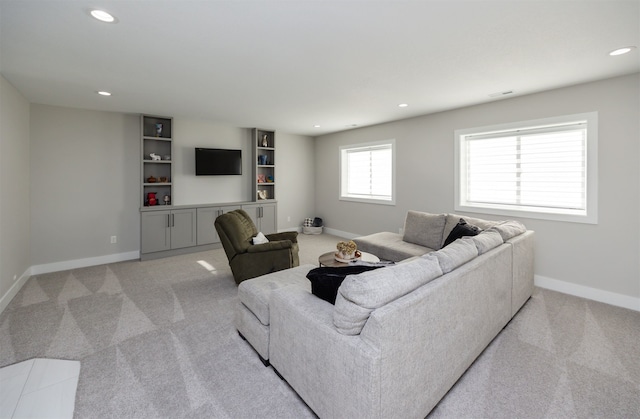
149, 153, 161, 161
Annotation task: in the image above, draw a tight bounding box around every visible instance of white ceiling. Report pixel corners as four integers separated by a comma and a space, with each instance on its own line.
1, 1, 638, 136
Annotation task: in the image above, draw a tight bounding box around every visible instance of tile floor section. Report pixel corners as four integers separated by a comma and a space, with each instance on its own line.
0, 358, 79, 419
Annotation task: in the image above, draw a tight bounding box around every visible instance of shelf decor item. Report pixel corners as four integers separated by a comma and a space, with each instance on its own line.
141, 115, 173, 208
147, 192, 157, 206
163, 195, 170, 205
252, 128, 275, 202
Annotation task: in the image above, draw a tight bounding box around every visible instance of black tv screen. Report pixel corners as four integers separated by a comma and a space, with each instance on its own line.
195, 148, 242, 175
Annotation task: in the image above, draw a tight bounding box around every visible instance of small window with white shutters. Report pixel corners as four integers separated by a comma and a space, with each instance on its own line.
340, 140, 395, 205
455, 112, 597, 224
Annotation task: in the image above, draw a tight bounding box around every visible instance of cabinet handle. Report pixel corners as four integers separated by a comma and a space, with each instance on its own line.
172, 213, 175, 227
167, 214, 171, 228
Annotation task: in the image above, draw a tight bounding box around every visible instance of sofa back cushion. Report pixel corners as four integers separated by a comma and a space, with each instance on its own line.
403, 211, 446, 250
468, 229, 504, 255
441, 214, 498, 248
334, 255, 443, 335
433, 238, 478, 274
491, 220, 527, 241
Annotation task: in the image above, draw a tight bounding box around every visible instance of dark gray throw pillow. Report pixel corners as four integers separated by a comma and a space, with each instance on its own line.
307, 265, 384, 304
443, 218, 481, 247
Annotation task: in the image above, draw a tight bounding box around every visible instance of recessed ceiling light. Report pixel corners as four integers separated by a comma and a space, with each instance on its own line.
97, 91, 112, 96
90, 9, 116, 23
313, 125, 321, 128
398, 103, 409, 108
609, 46, 636, 56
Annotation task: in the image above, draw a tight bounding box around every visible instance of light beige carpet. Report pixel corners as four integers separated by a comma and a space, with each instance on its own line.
1, 233, 638, 418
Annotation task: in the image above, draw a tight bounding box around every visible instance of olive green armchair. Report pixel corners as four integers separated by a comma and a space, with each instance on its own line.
214, 209, 300, 284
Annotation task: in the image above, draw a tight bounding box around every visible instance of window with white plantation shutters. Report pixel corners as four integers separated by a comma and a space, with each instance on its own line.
455, 113, 598, 224
340, 140, 395, 205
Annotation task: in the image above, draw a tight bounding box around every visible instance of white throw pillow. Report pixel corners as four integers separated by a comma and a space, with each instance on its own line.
252, 232, 269, 245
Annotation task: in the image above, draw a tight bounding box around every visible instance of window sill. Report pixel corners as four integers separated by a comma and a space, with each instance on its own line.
340, 196, 396, 206
454, 203, 597, 224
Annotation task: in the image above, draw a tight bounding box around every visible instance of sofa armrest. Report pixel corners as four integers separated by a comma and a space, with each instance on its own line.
505, 230, 535, 315
246, 240, 293, 253
266, 231, 298, 243
269, 286, 381, 419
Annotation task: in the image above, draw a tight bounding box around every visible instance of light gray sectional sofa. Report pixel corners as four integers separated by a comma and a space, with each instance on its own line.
236, 211, 534, 419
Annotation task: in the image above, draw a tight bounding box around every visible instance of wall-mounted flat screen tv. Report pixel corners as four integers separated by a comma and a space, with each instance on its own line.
195, 148, 242, 175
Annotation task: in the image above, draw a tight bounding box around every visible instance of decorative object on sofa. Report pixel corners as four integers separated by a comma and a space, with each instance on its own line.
252, 232, 269, 245
257, 174, 266, 183
258, 190, 268, 200
261, 134, 269, 147
146, 192, 157, 206
163, 195, 170, 205
146, 176, 157, 183
335, 240, 359, 262
306, 265, 384, 304
149, 153, 161, 161
155, 123, 163, 137
214, 209, 300, 284
442, 218, 481, 247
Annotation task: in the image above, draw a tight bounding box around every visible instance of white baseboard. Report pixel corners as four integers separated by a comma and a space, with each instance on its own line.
1, 251, 140, 314
322, 227, 358, 239
0, 268, 31, 314
30, 251, 140, 275
535, 274, 640, 312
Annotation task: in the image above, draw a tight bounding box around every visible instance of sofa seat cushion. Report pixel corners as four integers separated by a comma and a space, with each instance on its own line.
403, 211, 446, 250
238, 264, 315, 326
334, 256, 443, 335
354, 232, 433, 262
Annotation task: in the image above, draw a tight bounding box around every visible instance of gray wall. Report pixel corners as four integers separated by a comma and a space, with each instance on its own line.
170, 117, 315, 230
27, 107, 315, 268
0, 75, 31, 307
29, 105, 141, 265
275, 131, 316, 230
314, 74, 640, 300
